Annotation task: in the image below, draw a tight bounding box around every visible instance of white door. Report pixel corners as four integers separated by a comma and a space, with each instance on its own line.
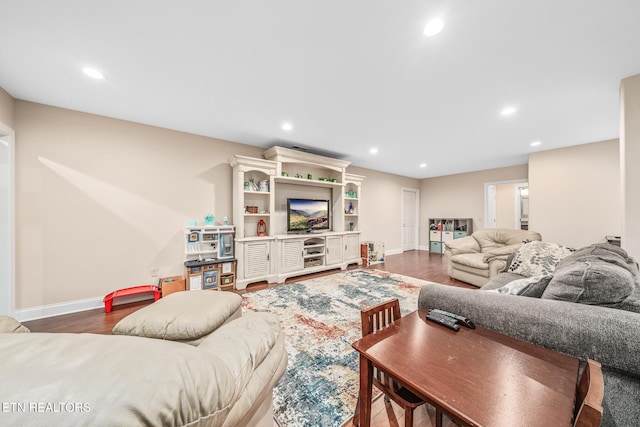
281, 239, 304, 273
244, 240, 271, 278
401, 189, 418, 251
0, 126, 13, 317
325, 235, 342, 265
344, 234, 360, 261
486, 185, 497, 228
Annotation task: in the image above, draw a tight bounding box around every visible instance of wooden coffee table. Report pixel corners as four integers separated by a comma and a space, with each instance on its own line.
352, 308, 580, 427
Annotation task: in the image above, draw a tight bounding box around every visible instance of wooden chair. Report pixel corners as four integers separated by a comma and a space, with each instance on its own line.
353, 299, 427, 427
574, 359, 604, 427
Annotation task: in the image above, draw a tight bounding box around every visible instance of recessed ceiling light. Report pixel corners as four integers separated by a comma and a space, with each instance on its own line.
281, 122, 293, 131
500, 106, 517, 116
369, 148, 379, 154
419, 163, 427, 168
424, 18, 444, 36
530, 141, 542, 147
82, 67, 105, 79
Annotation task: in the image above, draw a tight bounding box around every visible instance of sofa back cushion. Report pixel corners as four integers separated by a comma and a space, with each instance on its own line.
541, 243, 640, 312
473, 228, 541, 250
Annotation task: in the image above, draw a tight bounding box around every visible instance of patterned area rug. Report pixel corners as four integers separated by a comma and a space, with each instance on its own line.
241, 269, 432, 427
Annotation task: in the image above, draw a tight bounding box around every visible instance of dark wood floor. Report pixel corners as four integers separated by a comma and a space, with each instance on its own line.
23, 250, 471, 334
21, 250, 472, 427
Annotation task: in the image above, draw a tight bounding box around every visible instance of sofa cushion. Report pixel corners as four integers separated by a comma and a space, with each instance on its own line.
541, 243, 640, 312
0, 332, 237, 426
487, 275, 552, 297
450, 253, 489, 270
112, 290, 242, 343
508, 241, 575, 277
473, 228, 542, 250
0, 315, 30, 333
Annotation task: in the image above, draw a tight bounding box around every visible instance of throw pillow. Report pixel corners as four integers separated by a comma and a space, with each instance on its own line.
488, 275, 551, 297
508, 241, 575, 277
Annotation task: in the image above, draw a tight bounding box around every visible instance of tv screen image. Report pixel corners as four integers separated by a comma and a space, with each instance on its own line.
287, 199, 330, 232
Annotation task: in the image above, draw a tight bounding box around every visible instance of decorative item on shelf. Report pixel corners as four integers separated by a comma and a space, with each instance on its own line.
223, 216, 229, 225
204, 214, 215, 226
248, 178, 258, 191
257, 219, 267, 237
348, 202, 354, 214
246, 206, 258, 214
243, 181, 250, 191
437, 222, 442, 231
429, 223, 437, 230
258, 179, 269, 192
295, 173, 303, 179
349, 222, 355, 231
345, 190, 357, 198
456, 225, 466, 231
307, 173, 312, 180
318, 177, 327, 181
282, 171, 288, 177
327, 178, 336, 182
188, 220, 198, 226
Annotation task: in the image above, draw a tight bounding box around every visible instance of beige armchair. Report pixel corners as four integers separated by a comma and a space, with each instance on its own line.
443, 228, 542, 287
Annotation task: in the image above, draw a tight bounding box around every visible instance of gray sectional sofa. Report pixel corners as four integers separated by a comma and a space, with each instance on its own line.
419, 243, 640, 427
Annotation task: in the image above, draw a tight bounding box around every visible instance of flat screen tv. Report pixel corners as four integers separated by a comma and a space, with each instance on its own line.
287, 198, 330, 233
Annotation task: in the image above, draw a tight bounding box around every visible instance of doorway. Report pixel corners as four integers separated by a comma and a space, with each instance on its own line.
484, 179, 528, 230
401, 188, 419, 251
0, 123, 14, 316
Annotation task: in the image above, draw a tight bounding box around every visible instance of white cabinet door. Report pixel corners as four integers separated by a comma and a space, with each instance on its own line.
244, 240, 271, 278
325, 235, 343, 266
281, 239, 304, 273
344, 233, 360, 262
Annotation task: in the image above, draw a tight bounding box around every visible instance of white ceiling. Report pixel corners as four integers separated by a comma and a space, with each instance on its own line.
1, 1, 639, 178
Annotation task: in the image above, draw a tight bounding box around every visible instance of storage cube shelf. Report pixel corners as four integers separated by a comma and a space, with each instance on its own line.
428, 218, 473, 253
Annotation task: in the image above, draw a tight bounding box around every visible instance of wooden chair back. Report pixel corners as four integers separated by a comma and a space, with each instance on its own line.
361, 298, 401, 337
574, 359, 604, 427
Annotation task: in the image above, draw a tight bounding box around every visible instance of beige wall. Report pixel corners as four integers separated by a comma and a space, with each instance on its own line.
495, 184, 517, 228
12, 100, 419, 310
0, 87, 15, 128
14, 101, 264, 309
348, 165, 420, 253
419, 165, 528, 247
529, 139, 620, 248
620, 75, 640, 258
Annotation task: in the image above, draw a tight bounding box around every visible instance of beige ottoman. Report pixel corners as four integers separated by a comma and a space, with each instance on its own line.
112, 290, 242, 345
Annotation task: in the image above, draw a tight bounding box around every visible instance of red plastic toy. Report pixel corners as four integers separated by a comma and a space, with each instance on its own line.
103, 285, 160, 313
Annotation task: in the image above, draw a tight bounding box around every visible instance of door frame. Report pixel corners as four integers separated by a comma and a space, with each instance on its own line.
400, 188, 420, 251
0, 121, 15, 317
484, 179, 528, 229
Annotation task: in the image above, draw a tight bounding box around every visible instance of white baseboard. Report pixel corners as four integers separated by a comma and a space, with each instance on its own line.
385, 248, 403, 256
15, 293, 155, 322
418, 245, 430, 251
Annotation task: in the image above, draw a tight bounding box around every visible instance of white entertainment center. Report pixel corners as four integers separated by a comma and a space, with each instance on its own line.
230, 146, 364, 289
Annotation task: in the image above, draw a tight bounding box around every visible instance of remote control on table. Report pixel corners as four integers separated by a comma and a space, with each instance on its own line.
431, 309, 475, 329
426, 311, 460, 331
